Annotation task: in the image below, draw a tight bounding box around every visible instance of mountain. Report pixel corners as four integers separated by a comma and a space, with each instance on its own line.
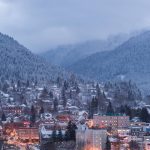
40, 34, 130, 67
0, 33, 66, 83
68, 31, 150, 93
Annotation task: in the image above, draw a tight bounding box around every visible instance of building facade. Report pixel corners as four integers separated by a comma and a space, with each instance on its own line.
93, 114, 129, 128
76, 127, 107, 150
16, 127, 39, 142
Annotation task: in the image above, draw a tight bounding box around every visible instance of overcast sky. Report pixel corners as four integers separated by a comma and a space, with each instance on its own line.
0, 0, 150, 53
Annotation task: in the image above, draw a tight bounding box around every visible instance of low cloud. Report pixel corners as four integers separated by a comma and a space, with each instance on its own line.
0, 0, 150, 53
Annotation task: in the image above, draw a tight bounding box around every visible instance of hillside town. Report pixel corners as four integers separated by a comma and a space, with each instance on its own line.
0, 79, 149, 150
1, 0, 150, 150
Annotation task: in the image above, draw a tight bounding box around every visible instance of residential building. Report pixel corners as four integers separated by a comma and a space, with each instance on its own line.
130, 126, 144, 137
93, 114, 129, 128
16, 127, 39, 142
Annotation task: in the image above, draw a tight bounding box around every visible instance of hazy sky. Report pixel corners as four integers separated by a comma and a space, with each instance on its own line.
0, 0, 150, 53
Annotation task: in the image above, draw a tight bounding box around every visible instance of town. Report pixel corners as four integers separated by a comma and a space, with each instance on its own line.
0, 78, 149, 150
1, 0, 150, 150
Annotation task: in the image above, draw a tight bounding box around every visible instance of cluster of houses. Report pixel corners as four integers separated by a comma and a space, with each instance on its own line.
0, 82, 90, 149
1, 82, 150, 150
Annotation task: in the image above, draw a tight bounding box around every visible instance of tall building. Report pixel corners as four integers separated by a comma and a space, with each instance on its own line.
76, 125, 107, 150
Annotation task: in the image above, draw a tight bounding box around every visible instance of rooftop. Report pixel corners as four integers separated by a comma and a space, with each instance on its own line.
94, 113, 128, 117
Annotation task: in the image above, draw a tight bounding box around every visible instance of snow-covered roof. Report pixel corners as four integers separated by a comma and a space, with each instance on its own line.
68, 106, 79, 110
37, 88, 44, 91
3, 94, 9, 98
42, 100, 51, 103
21, 104, 26, 107
78, 111, 88, 116
41, 126, 52, 135
41, 126, 66, 136
58, 122, 68, 126
43, 113, 52, 119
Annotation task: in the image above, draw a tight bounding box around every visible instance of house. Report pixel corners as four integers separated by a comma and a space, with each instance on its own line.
2, 105, 24, 115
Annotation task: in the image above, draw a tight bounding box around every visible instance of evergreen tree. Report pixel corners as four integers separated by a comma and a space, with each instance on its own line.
26, 80, 30, 87
72, 123, 77, 141
105, 136, 111, 150
41, 142, 56, 150
132, 108, 141, 119
57, 77, 62, 87
129, 140, 140, 150
102, 91, 107, 100
64, 80, 69, 90
90, 97, 98, 117
70, 74, 76, 86
53, 98, 58, 112
69, 90, 72, 99
2, 82, 9, 93
96, 83, 106, 112
76, 85, 80, 94
96, 83, 101, 98
104, 82, 113, 91
66, 121, 77, 141
20, 94, 25, 105
140, 107, 150, 122
1, 113, 6, 121
58, 129, 63, 141
52, 129, 57, 142
64, 130, 69, 141
125, 105, 132, 119
17, 80, 21, 88
40, 87, 48, 99
35, 80, 38, 86
87, 101, 93, 119
106, 101, 114, 115
49, 91, 53, 99
128, 90, 134, 101
39, 106, 44, 115
30, 113, 36, 124
0, 82, 2, 91
31, 105, 35, 114
30, 105, 36, 124
11, 79, 14, 86
62, 87, 67, 108
119, 105, 125, 114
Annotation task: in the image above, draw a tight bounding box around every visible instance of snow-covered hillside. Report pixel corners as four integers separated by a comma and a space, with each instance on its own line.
0, 32, 66, 82
68, 31, 150, 93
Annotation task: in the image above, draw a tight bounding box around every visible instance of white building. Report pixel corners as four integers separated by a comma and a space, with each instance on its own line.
76, 125, 107, 150
143, 136, 150, 150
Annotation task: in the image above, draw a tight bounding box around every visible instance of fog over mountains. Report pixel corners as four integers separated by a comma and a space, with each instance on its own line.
1, 30, 150, 93
41, 31, 150, 93
68, 31, 150, 93
41, 34, 130, 67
